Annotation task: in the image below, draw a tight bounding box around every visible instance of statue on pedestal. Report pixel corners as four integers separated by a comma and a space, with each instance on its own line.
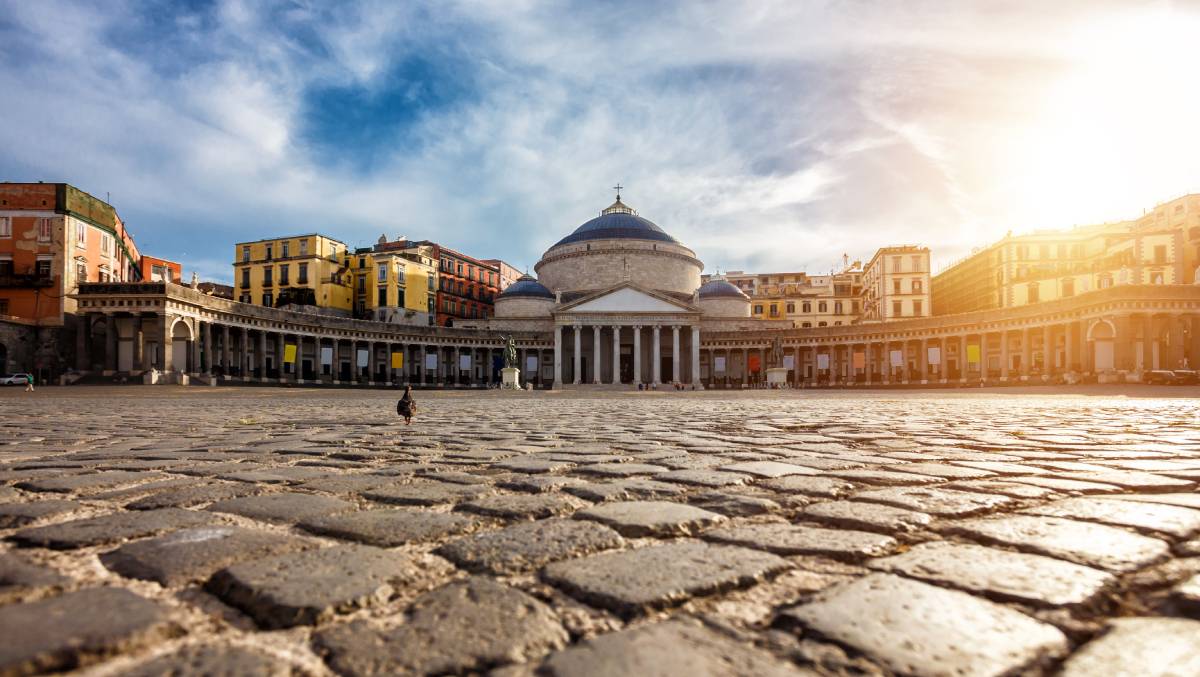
768, 335, 784, 368
502, 335, 518, 369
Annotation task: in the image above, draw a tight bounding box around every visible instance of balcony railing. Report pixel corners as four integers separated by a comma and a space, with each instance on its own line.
0, 273, 56, 288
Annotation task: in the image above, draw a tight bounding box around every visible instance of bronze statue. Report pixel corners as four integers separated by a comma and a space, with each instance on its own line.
768, 335, 784, 368
502, 335, 518, 369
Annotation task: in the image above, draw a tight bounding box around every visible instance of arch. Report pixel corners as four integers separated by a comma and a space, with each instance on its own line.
1086, 318, 1115, 341
170, 317, 194, 340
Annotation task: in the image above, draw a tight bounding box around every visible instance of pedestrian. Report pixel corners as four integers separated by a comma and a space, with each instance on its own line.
396, 385, 416, 425
24, 374, 33, 392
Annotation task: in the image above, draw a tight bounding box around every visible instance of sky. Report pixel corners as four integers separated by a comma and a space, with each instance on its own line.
1, 0, 1198, 284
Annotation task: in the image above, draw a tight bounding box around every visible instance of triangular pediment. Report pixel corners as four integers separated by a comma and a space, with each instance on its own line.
559, 283, 695, 313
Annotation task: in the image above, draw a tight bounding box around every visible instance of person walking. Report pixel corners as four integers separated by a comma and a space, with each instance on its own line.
24, 374, 33, 392
396, 385, 416, 425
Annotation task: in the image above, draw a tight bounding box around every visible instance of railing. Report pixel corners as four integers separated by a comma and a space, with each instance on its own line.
0, 273, 56, 288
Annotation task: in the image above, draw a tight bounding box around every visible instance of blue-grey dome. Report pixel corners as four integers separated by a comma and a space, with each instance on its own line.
553, 198, 679, 247
698, 279, 749, 300
498, 274, 554, 299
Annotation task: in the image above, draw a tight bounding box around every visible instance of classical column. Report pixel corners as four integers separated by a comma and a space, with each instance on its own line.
573, 324, 582, 385
592, 326, 602, 384
691, 326, 701, 387
75, 313, 91, 371
1020, 327, 1032, 380
611, 325, 621, 384
959, 334, 969, 382
137, 316, 149, 371
159, 314, 174, 372
671, 326, 681, 385
939, 336, 948, 383
740, 346, 748, 386
554, 325, 563, 388
632, 325, 642, 385
1043, 326, 1054, 379
275, 332, 284, 381
255, 331, 265, 380
200, 322, 211, 375
1065, 323, 1077, 373
1000, 331, 1010, 381
103, 315, 117, 372
1169, 315, 1186, 369
652, 325, 662, 385
419, 343, 427, 385
220, 325, 229, 377
1142, 314, 1155, 372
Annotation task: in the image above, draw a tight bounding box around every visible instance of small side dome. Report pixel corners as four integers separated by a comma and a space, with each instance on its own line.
698, 279, 749, 300
498, 274, 554, 299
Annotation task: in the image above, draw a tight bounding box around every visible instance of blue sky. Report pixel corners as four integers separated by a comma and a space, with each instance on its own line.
1, 0, 1197, 283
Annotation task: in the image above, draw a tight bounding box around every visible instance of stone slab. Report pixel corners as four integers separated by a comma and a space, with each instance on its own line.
1058, 617, 1200, 677
657, 469, 751, 488
437, 518, 623, 575
14, 470, 160, 494
205, 492, 354, 524
1023, 496, 1200, 539
719, 461, 820, 478
456, 493, 586, 519
801, 500, 931, 534
542, 540, 790, 617
947, 515, 1170, 572
100, 526, 314, 586
364, 482, 489, 506
704, 523, 896, 561
564, 479, 686, 503
850, 486, 1012, 517
9, 508, 220, 550
0, 588, 173, 675
299, 508, 477, 547
688, 491, 781, 516
124, 645, 292, 677
575, 501, 726, 537
0, 500, 82, 528
782, 573, 1068, 677
207, 544, 422, 628
126, 483, 262, 510
759, 476, 856, 498
0, 552, 68, 603
315, 577, 567, 676
576, 463, 669, 478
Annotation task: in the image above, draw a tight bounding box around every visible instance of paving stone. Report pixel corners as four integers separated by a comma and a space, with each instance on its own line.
295, 475, 393, 494
1023, 496, 1200, 539
781, 573, 1068, 677
10, 508, 220, 550
541, 617, 812, 677
867, 541, 1115, 608
1067, 471, 1194, 492
542, 540, 790, 617
704, 522, 896, 561
718, 461, 820, 478
436, 518, 624, 574
205, 492, 354, 524
299, 508, 477, 547
495, 457, 575, 473
943, 479, 1059, 499
850, 486, 1012, 516
0, 587, 173, 675
1171, 572, 1200, 613
126, 483, 262, 509
498, 475, 586, 493
759, 476, 856, 498
315, 577, 567, 676
826, 469, 942, 486
1004, 476, 1123, 494
658, 469, 751, 488
576, 463, 669, 477
207, 544, 422, 629
688, 491, 781, 516
417, 470, 493, 485
1103, 492, 1200, 510
887, 462, 996, 480
576, 501, 726, 537
801, 500, 932, 534
0, 552, 68, 603
124, 645, 292, 677
364, 482, 489, 506
947, 515, 1170, 572
446, 488, 591, 518
0, 500, 82, 528
13, 470, 160, 493
564, 479, 686, 503
100, 526, 314, 586
1058, 617, 1200, 677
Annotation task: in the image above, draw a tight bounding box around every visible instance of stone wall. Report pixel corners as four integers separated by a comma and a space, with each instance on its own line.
0, 318, 67, 381
536, 239, 702, 296
493, 297, 555, 318
700, 297, 751, 318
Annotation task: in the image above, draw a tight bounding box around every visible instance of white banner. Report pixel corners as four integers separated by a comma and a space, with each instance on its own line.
425, 353, 438, 370
356, 349, 369, 367
459, 354, 472, 370
714, 356, 726, 373
890, 350, 904, 366
783, 355, 794, 370
525, 355, 538, 372
320, 346, 333, 365
927, 346, 941, 365
816, 353, 830, 370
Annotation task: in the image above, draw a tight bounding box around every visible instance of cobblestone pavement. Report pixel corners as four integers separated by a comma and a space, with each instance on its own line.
3, 386, 1200, 676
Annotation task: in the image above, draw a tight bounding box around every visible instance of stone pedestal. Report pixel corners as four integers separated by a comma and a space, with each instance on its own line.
501, 367, 521, 390
765, 367, 789, 387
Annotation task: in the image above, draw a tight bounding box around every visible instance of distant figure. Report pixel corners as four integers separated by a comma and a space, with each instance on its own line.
396, 385, 416, 425
24, 374, 33, 392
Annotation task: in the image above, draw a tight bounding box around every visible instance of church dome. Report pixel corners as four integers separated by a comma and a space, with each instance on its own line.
498, 274, 554, 299
552, 198, 679, 247
698, 278, 749, 300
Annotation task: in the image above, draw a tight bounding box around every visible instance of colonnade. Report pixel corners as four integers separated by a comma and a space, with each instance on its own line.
551, 323, 702, 386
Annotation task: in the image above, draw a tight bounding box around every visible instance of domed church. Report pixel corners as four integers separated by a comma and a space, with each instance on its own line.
487, 192, 770, 387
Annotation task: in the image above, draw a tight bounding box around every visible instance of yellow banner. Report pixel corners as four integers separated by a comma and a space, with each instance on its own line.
966, 344, 980, 364
283, 344, 297, 364
391, 352, 403, 369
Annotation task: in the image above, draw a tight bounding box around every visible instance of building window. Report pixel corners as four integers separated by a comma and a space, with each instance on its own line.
892, 300, 902, 316
457, 262, 464, 275
834, 301, 843, 315
1062, 278, 1074, 297
262, 266, 273, 286
0, 217, 10, 237
802, 302, 811, 313
1154, 245, 1167, 264
769, 304, 778, 317
75, 221, 86, 247
852, 300, 859, 314
802, 322, 811, 328
298, 262, 308, 284
36, 259, 51, 277
1027, 283, 1039, 303
377, 287, 387, 306
265, 244, 273, 260
786, 302, 795, 313
911, 255, 922, 272
239, 293, 251, 303
818, 321, 827, 327
891, 256, 902, 273
76, 261, 87, 283
0, 257, 11, 276
912, 278, 922, 293
818, 301, 827, 313
357, 276, 366, 292
262, 292, 272, 307
282, 241, 289, 258
329, 244, 336, 259
753, 304, 763, 314
913, 300, 923, 315
377, 263, 387, 283
299, 240, 308, 256
242, 246, 250, 262
893, 279, 902, 294
279, 264, 289, 285
241, 268, 250, 288
396, 267, 406, 283
428, 276, 434, 291
38, 219, 51, 242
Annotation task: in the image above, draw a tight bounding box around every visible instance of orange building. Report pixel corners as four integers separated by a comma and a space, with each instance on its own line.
0, 183, 141, 324
139, 255, 182, 283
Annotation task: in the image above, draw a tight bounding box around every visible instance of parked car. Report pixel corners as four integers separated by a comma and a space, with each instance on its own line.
0, 373, 33, 385
1172, 370, 1199, 385
1144, 370, 1179, 385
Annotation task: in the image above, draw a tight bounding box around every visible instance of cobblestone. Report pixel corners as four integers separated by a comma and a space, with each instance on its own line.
5, 387, 1200, 675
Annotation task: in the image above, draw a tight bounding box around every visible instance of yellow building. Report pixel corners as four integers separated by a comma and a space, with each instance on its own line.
233, 234, 352, 312
348, 240, 438, 326
720, 265, 864, 327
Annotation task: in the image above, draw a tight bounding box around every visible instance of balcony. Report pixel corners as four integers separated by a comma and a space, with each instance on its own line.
0, 273, 56, 288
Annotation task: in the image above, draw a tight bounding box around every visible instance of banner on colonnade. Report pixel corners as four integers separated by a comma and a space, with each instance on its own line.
391, 352, 403, 369
889, 350, 903, 366
714, 356, 726, 373
783, 355, 794, 370
283, 345, 297, 364
320, 346, 333, 365
525, 355, 538, 372
852, 351, 865, 369
927, 347, 940, 365
425, 353, 438, 370
966, 344, 980, 364
459, 354, 472, 370
356, 349, 369, 368
816, 354, 829, 370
